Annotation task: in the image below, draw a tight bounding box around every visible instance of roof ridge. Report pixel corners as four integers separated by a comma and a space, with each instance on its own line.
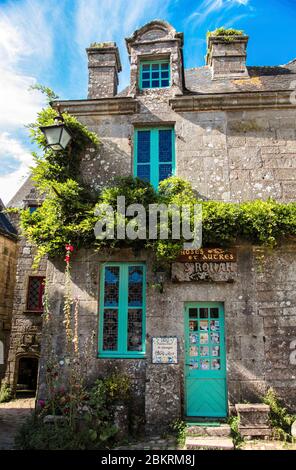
283, 58, 296, 66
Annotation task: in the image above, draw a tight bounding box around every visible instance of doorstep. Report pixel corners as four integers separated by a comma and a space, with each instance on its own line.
185, 436, 234, 450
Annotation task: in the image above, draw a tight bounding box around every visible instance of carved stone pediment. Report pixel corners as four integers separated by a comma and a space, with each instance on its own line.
126, 20, 183, 52
139, 28, 168, 42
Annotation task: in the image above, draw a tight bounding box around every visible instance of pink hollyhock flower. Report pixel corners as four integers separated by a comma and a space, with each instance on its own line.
65, 255, 70, 263
65, 244, 74, 252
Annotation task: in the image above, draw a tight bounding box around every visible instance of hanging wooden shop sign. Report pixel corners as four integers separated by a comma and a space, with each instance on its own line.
172, 248, 237, 283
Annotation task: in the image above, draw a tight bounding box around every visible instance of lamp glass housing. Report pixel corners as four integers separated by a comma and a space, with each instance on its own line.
40, 124, 72, 151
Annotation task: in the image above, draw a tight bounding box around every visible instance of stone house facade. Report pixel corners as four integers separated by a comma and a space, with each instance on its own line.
4, 181, 46, 394
0, 200, 17, 382
6, 20, 296, 432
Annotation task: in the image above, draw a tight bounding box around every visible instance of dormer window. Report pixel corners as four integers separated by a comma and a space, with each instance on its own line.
140, 60, 170, 89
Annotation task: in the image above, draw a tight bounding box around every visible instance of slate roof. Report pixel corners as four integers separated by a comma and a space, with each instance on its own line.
0, 200, 17, 238
184, 62, 296, 94
117, 60, 296, 96
8, 175, 35, 208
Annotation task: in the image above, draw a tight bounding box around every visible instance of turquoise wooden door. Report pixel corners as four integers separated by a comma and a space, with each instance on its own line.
184, 302, 227, 418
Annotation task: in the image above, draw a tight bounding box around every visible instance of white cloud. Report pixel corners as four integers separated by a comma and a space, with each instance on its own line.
74, 0, 173, 89
0, 0, 176, 203
0, 1, 52, 202
0, 132, 34, 204
0, 69, 44, 129
0, 13, 45, 128
185, 0, 250, 27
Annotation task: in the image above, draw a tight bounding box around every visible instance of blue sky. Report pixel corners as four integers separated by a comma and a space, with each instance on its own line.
0, 0, 295, 203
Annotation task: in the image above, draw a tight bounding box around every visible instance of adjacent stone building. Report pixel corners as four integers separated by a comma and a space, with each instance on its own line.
0, 200, 17, 383
4, 180, 46, 394
6, 20, 296, 432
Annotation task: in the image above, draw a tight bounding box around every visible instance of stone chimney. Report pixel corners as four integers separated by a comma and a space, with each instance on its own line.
86, 42, 122, 99
206, 35, 249, 80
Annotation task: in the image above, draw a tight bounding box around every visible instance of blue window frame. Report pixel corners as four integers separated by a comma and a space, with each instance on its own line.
134, 128, 175, 189
29, 205, 38, 214
98, 263, 146, 358
140, 61, 170, 89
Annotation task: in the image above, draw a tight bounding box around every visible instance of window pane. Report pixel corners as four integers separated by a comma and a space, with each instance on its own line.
189, 308, 198, 318
159, 130, 172, 162
127, 309, 143, 351
159, 164, 172, 182
27, 277, 44, 310
189, 320, 198, 331
141, 62, 169, 89
104, 266, 119, 306
212, 346, 220, 357
137, 164, 150, 182
103, 309, 118, 350
211, 359, 221, 370
128, 266, 143, 306
137, 131, 150, 163
210, 308, 219, 318
200, 308, 209, 318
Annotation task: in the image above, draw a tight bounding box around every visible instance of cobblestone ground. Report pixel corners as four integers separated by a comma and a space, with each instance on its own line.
0, 398, 35, 450
0, 400, 295, 451
116, 439, 296, 451
115, 437, 177, 450
241, 440, 296, 450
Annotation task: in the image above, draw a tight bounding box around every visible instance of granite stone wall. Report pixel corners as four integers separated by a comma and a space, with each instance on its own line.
76, 101, 296, 204
39, 243, 296, 433
0, 234, 17, 382
4, 235, 46, 392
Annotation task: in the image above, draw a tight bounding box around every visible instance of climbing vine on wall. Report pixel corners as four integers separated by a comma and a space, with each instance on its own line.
17, 88, 296, 265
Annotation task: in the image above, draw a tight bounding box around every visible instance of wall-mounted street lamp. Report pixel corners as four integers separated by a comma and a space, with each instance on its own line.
40, 114, 73, 151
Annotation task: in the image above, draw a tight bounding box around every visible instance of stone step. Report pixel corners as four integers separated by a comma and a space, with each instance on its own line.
185, 436, 234, 450
186, 424, 231, 437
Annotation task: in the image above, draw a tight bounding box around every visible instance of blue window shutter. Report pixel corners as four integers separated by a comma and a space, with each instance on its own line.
137, 131, 150, 163
158, 129, 173, 182
136, 130, 151, 183
134, 128, 175, 189
159, 130, 172, 162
